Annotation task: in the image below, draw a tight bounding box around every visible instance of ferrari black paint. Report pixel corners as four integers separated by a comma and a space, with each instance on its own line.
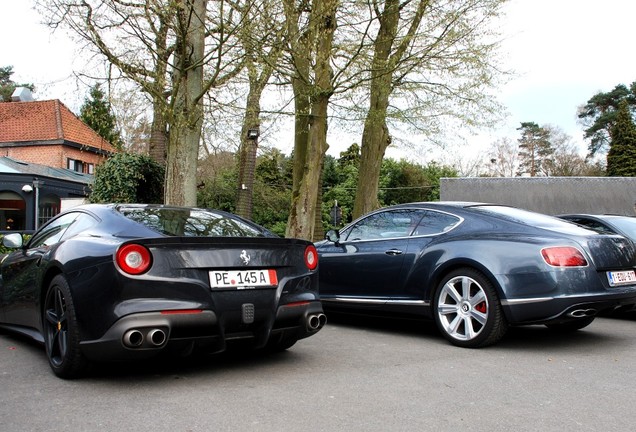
0, 204, 324, 378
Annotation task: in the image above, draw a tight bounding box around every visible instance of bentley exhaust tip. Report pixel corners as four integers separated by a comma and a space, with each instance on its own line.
568, 308, 597, 318
148, 328, 167, 346
123, 329, 144, 347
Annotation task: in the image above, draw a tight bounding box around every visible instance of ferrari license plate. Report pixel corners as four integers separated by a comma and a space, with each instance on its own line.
607, 270, 636, 286
209, 269, 278, 289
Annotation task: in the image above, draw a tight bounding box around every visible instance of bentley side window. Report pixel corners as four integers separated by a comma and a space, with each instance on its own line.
411, 211, 461, 236
344, 209, 425, 241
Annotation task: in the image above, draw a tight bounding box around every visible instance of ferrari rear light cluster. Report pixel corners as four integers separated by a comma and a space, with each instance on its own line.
116, 244, 153, 275
541, 246, 588, 267
304, 245, 318, 271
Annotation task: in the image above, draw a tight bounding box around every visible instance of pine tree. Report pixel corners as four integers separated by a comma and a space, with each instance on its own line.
516, 122, 554, 177
606, 100, 636, 176
0, 66, 35, 102
79, 84, 123, 149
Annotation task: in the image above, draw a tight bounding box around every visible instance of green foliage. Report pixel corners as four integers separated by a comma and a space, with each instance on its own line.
197, 167, 238, 213
578, 82, 636, 157
323, 160, 359, 228
321, 144, 457, 230
380, 159, 457, 204
380, 159, 429, 205
196, 143, 458, 234
0, 235, 9, 255
607, 100, 636, 176
252, 149, 292, 235
419, 162, 459, 201
80, 84, 123, 149
0, 66, 35, 102
196, 149, 293, 236
90, 153, 164, 204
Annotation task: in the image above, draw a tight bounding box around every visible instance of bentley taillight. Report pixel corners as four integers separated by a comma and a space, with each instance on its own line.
116, 244, 152, 275
304, 245, 318, 270
541, 247, 588, 267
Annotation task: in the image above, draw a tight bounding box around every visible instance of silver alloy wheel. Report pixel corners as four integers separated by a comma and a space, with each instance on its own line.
436, 275, 489, 341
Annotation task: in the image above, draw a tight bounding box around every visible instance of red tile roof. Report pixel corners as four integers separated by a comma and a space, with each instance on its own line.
0, 99, 117, 154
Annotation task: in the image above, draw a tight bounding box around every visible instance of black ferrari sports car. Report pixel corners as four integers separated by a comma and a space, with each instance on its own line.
558, 214, 636, 243
0, 204, 325, 378
316, 202, 636, 348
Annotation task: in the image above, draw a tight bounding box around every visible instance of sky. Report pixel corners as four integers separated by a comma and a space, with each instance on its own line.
1, 0, 635, 166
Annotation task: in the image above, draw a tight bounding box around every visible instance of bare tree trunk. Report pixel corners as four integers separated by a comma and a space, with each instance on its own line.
148, 99, 168, 166
313, 156, 326, 242
286, 83, 311, 237
352, 0, 428, 219
286, 0, 337, 240
164, 0, 206, 206
235, 1, 281, 220
236, 90, 261, 219
354, 113, 390, 218
287, 100, 329, 239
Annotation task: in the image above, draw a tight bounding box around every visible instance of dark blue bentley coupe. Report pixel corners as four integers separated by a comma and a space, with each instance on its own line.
0, 204, 324, 378
316, 202, 636, 348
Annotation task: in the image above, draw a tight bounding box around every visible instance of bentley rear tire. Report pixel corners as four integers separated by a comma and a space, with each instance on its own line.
546, 317, 595, 332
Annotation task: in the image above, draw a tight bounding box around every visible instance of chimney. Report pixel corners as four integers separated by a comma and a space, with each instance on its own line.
11, 87, 34, 102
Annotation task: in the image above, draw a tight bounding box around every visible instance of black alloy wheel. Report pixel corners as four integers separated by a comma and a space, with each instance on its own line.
43, 275, 88, 379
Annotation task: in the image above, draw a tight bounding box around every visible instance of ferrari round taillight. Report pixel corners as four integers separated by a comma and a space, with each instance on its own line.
304, 245, 318, 271
541, 246, 588, 267
116, 244, 152, 275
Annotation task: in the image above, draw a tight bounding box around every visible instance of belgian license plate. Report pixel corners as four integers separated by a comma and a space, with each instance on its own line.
209, 269, 278, 289
607, 270, 636, 286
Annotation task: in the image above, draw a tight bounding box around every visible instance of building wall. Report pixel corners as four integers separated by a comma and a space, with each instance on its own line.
0, 145, 107, 172
0, 173, 90, 232
440, 177, 636, 216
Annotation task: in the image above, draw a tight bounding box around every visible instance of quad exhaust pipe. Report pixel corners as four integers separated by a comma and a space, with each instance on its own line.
307, 313, 327, 331
123, 328, 167, 348
147, 328, 167, 346
123, 329, 144, 347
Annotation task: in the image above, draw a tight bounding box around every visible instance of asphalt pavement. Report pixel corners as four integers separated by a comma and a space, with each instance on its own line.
1, 313, 635, 432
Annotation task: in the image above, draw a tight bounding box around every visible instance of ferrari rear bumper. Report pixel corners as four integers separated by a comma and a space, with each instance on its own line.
79, 300, 324, 361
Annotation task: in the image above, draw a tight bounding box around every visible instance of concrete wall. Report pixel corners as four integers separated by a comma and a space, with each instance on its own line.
440, 177, 636, 216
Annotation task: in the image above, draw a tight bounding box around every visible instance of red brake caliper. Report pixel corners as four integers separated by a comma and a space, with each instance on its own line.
475, 302, 487, 313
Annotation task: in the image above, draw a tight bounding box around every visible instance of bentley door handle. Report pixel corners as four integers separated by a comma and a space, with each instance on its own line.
385, 249, 403, 256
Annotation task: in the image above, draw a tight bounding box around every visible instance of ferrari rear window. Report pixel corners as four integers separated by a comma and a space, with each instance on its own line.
471, 205, 596, 235
605, 217, 636, 240
117, 206, 273, 237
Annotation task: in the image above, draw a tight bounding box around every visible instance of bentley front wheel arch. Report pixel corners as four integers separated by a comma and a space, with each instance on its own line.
433, 267, 508, 348
42, 274, 89, 379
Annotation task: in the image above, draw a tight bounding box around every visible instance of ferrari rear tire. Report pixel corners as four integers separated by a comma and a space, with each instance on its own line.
43, 275, 88, 379
434, 268, 508, 348
265, 333, 298, 352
